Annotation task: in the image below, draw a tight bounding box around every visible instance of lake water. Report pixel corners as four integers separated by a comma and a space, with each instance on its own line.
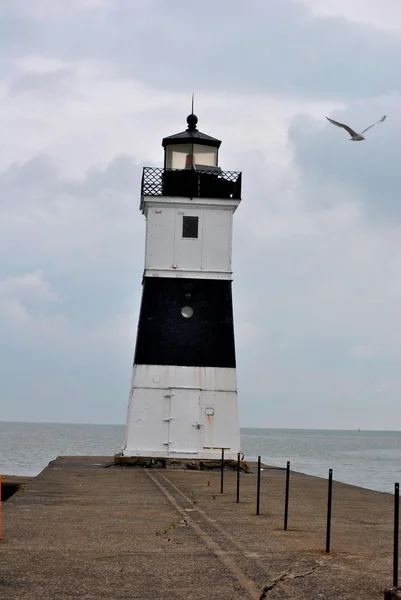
0, 422, 400, 493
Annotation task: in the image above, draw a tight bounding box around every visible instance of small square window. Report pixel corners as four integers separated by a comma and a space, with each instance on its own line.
182, 216, 199, 239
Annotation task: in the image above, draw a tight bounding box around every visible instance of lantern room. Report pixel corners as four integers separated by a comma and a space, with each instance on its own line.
162, 113, 221, 171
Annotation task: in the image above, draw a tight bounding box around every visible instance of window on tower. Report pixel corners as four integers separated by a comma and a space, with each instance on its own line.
182, 216, 199, 239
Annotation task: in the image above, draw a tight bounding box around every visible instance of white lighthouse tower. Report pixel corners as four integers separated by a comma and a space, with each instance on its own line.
122, 112, 242, 461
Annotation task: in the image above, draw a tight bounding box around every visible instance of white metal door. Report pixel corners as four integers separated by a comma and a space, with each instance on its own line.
173, 210, 202, 270
125, 387, 169, 453
201, 391, 239, 451
168, 388, 201, 454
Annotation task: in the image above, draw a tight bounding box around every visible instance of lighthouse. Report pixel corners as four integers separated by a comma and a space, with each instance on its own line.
122, 112, 242, 461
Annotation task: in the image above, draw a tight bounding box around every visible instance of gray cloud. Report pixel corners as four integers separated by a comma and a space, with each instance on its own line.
0, 155, 145, 423
8, 68, 75, 96
0, 154, 144, 314
1, 1, 401, 100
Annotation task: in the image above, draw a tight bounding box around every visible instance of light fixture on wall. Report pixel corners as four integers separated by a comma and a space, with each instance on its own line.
181, 306, 194, 318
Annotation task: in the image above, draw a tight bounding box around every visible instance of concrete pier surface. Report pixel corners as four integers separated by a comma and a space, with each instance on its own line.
0, 456, 396, 599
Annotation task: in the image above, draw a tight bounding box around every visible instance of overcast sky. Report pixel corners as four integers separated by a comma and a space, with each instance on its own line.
0, 0, 400, 429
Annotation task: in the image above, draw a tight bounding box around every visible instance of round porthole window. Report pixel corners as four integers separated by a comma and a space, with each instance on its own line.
181, 306, 194, 319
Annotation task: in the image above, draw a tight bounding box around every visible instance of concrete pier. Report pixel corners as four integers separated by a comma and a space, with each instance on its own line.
0, 456, 396, 599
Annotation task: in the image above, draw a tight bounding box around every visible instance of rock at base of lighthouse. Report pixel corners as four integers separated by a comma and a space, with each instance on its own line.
114, 455, 250, 472
384, 588, 401, 599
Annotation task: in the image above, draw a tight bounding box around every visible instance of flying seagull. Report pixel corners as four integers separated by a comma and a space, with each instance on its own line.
325, 115, 386, 141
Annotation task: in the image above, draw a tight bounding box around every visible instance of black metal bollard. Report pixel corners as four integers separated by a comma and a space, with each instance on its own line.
325, 468, 333, 553
236, 452, 240, 503
284, 461, 290, 530
256, 456, 261, 515
220, 449, 224, 494
394, 482, 399, 588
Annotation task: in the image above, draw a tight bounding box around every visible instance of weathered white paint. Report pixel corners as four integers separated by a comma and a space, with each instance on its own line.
131, 364, 237, 391
144, 268, 232, 280
202, 209, 232, 273
145, 206, 176, 270
124, 387, 167, 454
123, 366, 240, 460
172, 207, 203, 271
201, 391, 239, 451
141, 196, 240, 214
143, 196, 239, 278
169, 389, 202, 454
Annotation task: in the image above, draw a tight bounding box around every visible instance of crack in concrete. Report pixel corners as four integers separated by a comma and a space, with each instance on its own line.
259, 559, 327, 598
259, 571, 291, 598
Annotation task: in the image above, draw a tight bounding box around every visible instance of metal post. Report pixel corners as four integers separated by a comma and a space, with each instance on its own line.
236, 452, 240, 503
220, 449, 224, 494
256, 456, 261, 515
0, 473, 2, 540
284, 461, 290, 530
326, 468, 333, 553
394, 482, 399, 588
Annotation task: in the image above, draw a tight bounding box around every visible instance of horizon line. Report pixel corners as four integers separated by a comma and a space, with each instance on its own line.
0, 420, 400, 433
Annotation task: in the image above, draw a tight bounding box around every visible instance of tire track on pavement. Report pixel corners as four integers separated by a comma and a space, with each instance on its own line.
146, 469, 262, 600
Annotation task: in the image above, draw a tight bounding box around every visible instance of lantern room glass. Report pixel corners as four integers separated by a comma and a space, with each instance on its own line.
165, 143, 218, 170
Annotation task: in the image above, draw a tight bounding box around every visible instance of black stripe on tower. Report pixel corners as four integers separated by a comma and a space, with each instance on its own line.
134, 277, 236, 368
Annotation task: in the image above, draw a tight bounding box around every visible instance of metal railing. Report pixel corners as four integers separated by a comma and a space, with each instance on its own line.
140, 167, 242, 204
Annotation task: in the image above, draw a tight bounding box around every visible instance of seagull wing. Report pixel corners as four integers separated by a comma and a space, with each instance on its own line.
325, 117, 357, 137
360, 115, 386, 135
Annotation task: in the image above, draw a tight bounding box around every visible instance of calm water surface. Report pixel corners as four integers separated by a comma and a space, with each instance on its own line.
0, 422, 400, 493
